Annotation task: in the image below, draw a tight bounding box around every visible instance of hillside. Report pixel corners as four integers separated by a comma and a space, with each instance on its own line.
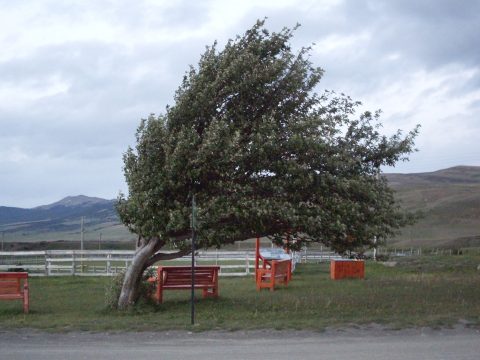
384, 166, 480, 248
0, 195, 135, 244
1, 166, 479, 249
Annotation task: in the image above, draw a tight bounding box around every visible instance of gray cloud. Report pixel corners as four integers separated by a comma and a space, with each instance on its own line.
1, 0, 479, 207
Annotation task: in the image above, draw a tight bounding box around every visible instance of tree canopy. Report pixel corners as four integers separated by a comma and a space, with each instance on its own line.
117, 21, 418, 307
118, 20, 417, 253
116, 20, 418, 307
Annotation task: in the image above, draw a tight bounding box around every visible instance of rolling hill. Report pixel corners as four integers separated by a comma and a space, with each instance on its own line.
1, 166, 479, 250
0, 195, 135, 246
384, 166, 480, 248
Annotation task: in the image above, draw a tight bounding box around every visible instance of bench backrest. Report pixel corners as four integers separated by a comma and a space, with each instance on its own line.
159, 266, 219, 286
0, 272, 28, 280
0, 272, 28, 295
272, 260, 290, 275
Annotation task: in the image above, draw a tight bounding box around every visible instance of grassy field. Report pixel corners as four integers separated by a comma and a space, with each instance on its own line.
0, 255, 479, 332
386, 166, 480, 248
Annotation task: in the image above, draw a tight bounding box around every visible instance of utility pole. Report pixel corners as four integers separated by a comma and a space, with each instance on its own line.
98, 232, 102, 250
80, 216, 85, 251
1, 231, 4, 251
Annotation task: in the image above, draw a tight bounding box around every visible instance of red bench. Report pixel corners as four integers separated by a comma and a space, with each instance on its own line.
0, 272, 29, 313
152, 266, 220, 304
256, 259, 291, 291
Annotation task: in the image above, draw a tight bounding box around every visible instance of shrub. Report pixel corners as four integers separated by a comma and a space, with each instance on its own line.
105, 271, 125, 310
105, 268, 157, 310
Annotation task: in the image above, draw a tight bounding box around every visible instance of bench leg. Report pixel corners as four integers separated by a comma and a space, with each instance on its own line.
269, 279, 275, 292
23, 283, 29, 314
158, 286, 163, 304
256, 272, 263, 291
202, 287, 218, 298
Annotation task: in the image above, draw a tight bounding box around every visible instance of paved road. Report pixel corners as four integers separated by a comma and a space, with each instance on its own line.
1, 327, 479, 360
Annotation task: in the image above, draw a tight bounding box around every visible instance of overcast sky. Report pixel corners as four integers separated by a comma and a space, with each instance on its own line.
1, 0, 479, 208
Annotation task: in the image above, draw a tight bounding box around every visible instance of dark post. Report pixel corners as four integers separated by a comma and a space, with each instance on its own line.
191, 195, 196, 325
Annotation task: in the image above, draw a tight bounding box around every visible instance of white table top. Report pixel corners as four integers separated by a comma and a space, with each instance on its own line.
259, 248, 291, 260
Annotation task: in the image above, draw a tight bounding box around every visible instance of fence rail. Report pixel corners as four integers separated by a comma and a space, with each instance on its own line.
1, 246, 468, 277
0, 249, 342, 277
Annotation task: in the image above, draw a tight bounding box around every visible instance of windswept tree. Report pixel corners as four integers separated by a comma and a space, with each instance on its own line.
116, 20, 418, 309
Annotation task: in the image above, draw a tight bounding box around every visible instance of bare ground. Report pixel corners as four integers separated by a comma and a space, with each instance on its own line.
1, 324, 479, 360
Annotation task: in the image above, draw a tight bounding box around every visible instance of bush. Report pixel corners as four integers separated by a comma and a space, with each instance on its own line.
105, 268, 157, 310
105, 271, 125, 310
375, 254, 390, 262
138, 267, 157, 304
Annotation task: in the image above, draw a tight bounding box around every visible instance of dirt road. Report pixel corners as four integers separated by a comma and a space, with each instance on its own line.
1, 326, 479, 360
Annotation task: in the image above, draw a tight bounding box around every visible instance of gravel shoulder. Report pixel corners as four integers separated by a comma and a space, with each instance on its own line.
1, 325, 479, 360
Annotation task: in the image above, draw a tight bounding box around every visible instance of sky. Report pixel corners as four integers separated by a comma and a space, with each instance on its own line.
1, 0, 479, 208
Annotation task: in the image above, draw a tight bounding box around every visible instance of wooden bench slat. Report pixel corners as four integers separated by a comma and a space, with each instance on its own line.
256, 260, 291, 292
0, 285, 22, 294
152, 266, 220, 304
0, 272, 29, 313
0, 294, 24, 299
0, 273, 28, 279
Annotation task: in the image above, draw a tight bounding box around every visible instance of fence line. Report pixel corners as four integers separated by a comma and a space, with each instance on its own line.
2, 246, 462, 277
0, 249, 342, 277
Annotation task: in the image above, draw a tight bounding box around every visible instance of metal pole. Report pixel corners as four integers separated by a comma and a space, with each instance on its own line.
80, 217, 85, 273
80, 217, 85, 251
191, 195, 196, 326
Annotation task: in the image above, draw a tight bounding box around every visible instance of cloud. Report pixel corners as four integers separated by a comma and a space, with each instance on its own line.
0, 0, 479, 206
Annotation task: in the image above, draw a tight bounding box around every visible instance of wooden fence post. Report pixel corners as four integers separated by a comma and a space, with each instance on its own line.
72, 251, 76, 275
107, 253, 111, 275
44, 251, 49, 276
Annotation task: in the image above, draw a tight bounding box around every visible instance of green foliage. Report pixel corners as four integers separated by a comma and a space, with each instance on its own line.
105, 269, 156, 310
105, 272, 125, 310
117, 20, 419, 254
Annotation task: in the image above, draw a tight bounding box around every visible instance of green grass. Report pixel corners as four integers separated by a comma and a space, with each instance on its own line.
1, 255, 479, 332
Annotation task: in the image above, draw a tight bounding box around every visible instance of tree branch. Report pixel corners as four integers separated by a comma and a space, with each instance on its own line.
143, 248, 192, 271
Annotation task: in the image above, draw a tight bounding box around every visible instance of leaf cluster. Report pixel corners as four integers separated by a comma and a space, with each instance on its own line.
117, 20, 419, 253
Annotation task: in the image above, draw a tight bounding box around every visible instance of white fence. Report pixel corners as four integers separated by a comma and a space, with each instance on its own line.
0, 249, 341, 277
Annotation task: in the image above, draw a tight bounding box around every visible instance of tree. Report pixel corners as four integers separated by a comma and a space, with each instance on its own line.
116, 20, 419, 309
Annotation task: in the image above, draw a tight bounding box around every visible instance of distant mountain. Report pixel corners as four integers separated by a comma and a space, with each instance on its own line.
384, 166, 480, 248
0, 195, 116, 226
0, 195, 134, 243
1, 166, 479, 248
35, 195, 113, 210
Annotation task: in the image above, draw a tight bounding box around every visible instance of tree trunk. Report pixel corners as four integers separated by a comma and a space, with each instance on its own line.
117, 236, 191, 310
117, 237, 159, 309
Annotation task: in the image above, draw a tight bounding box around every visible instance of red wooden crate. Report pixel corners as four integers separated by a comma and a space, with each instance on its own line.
330, 260, 365, 280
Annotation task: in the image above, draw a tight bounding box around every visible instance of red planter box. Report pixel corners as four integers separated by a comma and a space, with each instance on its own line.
330, 260, 365, 280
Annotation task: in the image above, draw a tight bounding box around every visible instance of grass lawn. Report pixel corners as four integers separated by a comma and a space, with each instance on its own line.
0, 255, 479, 332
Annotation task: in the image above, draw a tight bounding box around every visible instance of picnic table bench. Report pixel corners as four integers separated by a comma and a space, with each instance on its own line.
152, 266, 220, 304
256, 259, 291, 291
0, 272, 29, 313
255, 237, 293, 291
